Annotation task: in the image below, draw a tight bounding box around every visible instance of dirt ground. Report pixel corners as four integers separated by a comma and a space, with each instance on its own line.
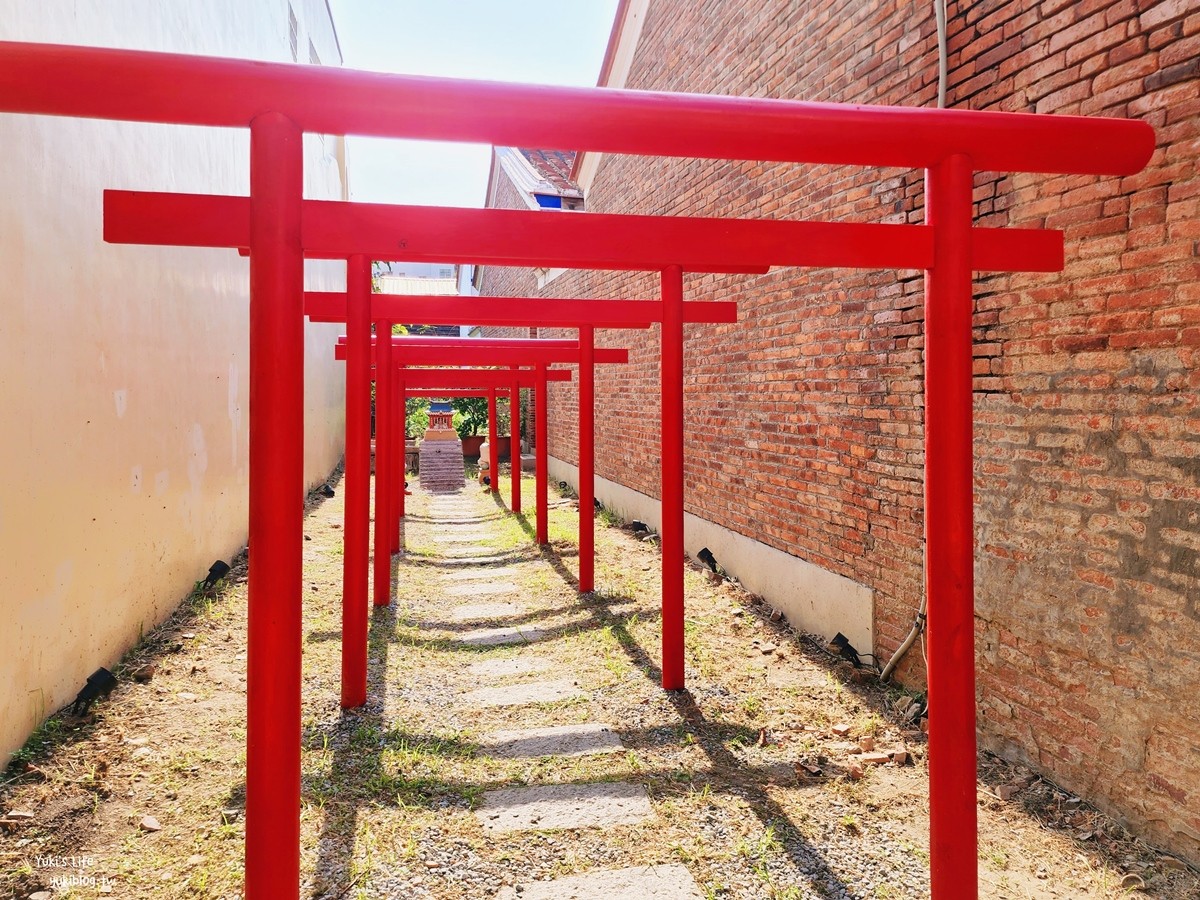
1, 466, 1197, 899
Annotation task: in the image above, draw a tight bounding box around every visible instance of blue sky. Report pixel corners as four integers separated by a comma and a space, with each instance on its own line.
327, 0, 620, 207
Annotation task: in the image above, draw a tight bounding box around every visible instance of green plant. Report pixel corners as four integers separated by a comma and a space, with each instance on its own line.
450, 396, 510, 439
450, 396, 489, 438
406, 397, 429, 437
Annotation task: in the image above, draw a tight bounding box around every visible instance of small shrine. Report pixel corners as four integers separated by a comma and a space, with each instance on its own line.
418, 401, 465, 492
425, 401, 456, 440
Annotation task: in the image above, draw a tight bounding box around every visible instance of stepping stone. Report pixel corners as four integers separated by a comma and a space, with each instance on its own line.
462, 678, 582, 707
443, 567, 523, 582
441, 546, 507, 558
495, 865, 703, 900
450, 602, 525, 622
466, 657, 553, 678
454, 625, 546, 647
439, 555, 521, 566
481, 724, 623, 759
476, 782, 652, 832
446, 581, 521, 598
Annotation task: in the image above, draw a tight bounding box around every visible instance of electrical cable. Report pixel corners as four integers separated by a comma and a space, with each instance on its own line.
935, 0, 948, 109
879, 0, 946, 682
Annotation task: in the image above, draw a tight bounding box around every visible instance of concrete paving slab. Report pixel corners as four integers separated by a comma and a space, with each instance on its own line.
476, 782, 652, 832
481, 724, 624, 759
446, 581, 521, 598
465, 657, 553, 678
449, 601, 525, 622
439, 545, 507, 556
462, 678, 581, 707
442, 567, 524, 582
453, 625, 547, 647
438, 555, 522, 566
495, 865, 703, 900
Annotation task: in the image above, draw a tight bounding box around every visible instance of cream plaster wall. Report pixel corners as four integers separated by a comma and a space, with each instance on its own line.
549, 456, 874, 654
0, 1, 348, 766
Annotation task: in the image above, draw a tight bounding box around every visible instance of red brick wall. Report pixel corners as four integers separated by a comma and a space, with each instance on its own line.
479, 0, 1199, 862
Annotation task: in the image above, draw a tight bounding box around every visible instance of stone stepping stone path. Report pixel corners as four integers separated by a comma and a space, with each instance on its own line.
445, 581, 521, 597
436, 554, 524, 566
436, 533, 495, 544
461, 678, 583, 707
395, 480, 710, 900
442, 566, 525, 581
495, 865, 704, 900
453, 625, 548, 647
441, 540, 506, 554
480, 723, 624, 759
465, 656, 553, 678
475, 782, 652, 832
450, 601, 525, 621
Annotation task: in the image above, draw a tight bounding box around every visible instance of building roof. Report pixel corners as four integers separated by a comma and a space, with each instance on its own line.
377, 275, 459, 296
518, 149, 581, 196
403, 323, 459, 338
376, 272, 463, 337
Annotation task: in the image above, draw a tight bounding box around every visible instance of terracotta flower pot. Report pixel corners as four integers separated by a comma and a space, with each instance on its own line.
460, 435, 485, 458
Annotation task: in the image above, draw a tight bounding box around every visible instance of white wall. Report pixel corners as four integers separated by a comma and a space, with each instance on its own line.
0, 0, 348, 765
549, 456, 874, 654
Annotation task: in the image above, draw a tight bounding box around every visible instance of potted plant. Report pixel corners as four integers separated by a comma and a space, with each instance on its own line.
451, 396, 510, 459
452, 396, 489, 458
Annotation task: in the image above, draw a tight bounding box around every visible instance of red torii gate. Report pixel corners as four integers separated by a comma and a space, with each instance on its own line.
0, 41, 1152, 900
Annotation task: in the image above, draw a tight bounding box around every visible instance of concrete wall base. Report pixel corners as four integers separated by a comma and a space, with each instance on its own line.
549, 456, 873, 654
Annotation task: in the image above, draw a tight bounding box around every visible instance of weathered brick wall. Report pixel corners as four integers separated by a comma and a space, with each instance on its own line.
479, 0, 1199, 861
961, 0, 1200, 861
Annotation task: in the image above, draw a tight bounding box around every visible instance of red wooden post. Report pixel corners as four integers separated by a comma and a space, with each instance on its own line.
372, 320, 393, 606
488, 388, 499, 493
341, 254, 370, 709
397, 374, 406, 522
578, 326, 595, 593
535, 362, 548, 545
510, 365, 521, 513
388, 359, 401, 550
245, 111, 304, 899
661, 265, 685, 690
925, 154, 978, 899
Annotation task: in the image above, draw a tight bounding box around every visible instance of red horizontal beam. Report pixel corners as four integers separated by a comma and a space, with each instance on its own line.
337, 334, 623, 351
404, 390, 513, 398
307, 292, 733, 327
333, 344, 628, 366
349, 367, 571, 388
403, 391, 525, 398
388, 337, 588, 350
0, 42, 1153, 174
105, 191, 1064, 273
